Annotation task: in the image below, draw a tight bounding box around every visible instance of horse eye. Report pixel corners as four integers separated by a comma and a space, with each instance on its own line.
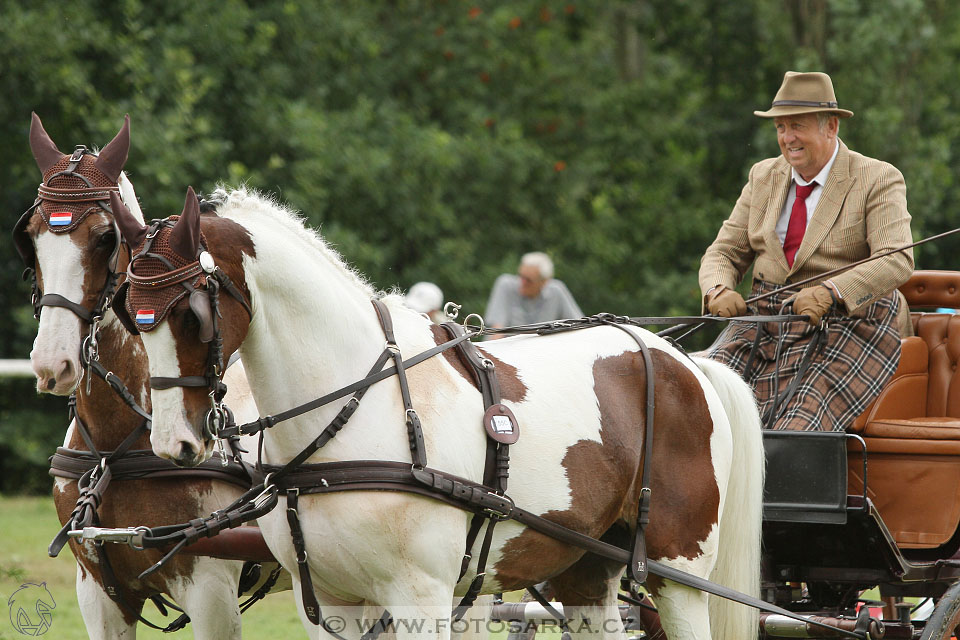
96, 230, 116, 248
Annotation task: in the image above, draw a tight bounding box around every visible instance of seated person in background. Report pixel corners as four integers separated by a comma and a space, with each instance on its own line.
699, 71, 914, 431
484, 251, 583, 330
403, 281, 447, 324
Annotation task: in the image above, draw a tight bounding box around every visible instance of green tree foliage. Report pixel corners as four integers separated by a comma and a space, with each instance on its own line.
4, 0, 960, 490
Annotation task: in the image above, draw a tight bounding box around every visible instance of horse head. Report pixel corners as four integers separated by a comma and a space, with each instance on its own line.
112, 187, 253, 466
17, 113, 138, 395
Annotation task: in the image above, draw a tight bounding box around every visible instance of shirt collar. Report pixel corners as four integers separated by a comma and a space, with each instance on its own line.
792, 138, 840, 187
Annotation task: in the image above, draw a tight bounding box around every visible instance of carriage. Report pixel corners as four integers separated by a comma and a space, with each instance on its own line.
18, 114, 960, 639
755, 269, 960, 639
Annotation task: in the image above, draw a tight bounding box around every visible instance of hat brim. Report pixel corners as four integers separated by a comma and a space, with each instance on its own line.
754, 106, 854, 119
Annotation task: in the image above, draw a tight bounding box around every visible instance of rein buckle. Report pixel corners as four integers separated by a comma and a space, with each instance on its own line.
69, 526, 150, 550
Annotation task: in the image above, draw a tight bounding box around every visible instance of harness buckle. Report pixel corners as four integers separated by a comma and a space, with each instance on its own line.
69, 525, 150, 550
482, 492, 515, 521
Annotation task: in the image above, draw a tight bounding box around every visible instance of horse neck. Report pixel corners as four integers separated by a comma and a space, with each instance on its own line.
71, 315, 151, 452
237, 226, 387, 422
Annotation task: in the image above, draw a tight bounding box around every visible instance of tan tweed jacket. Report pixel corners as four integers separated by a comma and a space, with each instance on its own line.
699, 141, 914, 314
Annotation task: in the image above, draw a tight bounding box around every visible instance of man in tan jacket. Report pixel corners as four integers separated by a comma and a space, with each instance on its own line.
699, 71, 914, 431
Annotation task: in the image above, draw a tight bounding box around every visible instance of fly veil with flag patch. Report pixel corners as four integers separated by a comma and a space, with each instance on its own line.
698, 71, 914, 431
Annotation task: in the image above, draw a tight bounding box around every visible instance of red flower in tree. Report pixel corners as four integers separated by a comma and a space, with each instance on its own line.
565, 4, 576, 15
509, 16, 522, 29
554, 161, 567, 172
479, 71, 490, 83
443, 50, 454, 60
435, 26, 445, 36
468, 7, 482, 19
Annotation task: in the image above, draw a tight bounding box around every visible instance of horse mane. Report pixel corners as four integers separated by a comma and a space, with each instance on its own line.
210, 185, 377, 298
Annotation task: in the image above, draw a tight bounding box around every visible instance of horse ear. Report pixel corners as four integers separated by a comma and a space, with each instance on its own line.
169, 186, 202, 260
110, 191, 147, 249
94, 114, 130, 183
29, 112, 64, 175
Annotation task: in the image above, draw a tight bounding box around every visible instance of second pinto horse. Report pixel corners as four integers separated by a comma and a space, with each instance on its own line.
18, 114, 281, 639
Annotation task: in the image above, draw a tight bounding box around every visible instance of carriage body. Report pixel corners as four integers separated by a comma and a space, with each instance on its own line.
760, 270, 960, 639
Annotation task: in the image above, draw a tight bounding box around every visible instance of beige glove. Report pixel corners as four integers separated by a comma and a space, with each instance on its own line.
791, 285, 835, 325
706, 286, 747, 317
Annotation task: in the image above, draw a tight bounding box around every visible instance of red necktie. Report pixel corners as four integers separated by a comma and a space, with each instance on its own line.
783, 182, 816, 267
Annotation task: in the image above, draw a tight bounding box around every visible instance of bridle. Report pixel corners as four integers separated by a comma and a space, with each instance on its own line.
116, 219, 252, 461
13, 145, 124, 392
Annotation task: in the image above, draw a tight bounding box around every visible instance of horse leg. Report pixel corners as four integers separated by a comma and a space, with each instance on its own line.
650, 579, 712, 640
167, 557, 243, 640
75, 564, 138, 640
451, 594, 494, 640
551, 556, 627, 640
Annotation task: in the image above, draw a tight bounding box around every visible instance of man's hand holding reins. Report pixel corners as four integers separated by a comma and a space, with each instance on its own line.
791, 284, 835, 325
706, 286, 747, 317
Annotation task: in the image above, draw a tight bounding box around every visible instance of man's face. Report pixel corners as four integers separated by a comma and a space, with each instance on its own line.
518, 264, 546, 298
775, 113, 838, 182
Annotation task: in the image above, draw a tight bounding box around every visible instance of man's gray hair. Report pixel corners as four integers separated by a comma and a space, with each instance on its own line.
817, 112, 839, 131
520, 251, 554, 280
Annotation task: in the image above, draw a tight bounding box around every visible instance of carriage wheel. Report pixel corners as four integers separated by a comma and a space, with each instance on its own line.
919, 582, 960, 640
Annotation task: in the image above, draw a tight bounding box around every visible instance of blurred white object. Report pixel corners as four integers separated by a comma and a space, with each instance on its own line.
405, 282, 444, 314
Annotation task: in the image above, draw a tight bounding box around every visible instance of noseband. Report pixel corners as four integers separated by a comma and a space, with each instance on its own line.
121, 219, 252, 456
14, 146, 124, 390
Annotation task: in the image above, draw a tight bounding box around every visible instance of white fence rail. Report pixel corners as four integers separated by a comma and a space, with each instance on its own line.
0, 359, 34, 378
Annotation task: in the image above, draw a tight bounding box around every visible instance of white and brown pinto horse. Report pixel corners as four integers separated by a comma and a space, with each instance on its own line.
111, 187, 765, 640
21, 115, 263, 640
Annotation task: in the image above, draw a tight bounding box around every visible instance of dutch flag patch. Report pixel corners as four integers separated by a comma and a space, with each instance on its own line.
49, 212, 73, 226
136, 310, 155, 325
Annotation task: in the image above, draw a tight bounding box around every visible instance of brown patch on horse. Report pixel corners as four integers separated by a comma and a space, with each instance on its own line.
492, 349, 719, 591
68, 323, 151, 451
55, 478, 214, 624
426, 325, 527, 402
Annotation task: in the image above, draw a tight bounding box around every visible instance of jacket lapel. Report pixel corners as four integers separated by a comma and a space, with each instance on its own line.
792, 141, 856, 271
763, 162, 792, 269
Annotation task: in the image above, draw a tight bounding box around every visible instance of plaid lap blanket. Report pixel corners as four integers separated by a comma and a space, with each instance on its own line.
703, 280, 902, 431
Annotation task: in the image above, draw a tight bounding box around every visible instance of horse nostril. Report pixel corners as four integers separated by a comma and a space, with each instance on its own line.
177, 441, 197, 465
45, 377, 56, 391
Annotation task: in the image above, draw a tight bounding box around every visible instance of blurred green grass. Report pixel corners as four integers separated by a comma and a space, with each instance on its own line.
0, 494, 302, 639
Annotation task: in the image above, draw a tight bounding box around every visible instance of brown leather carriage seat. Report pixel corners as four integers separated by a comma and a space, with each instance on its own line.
847, 270, 960, 549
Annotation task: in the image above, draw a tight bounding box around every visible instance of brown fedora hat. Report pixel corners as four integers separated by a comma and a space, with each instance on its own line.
754, 71, 853, 119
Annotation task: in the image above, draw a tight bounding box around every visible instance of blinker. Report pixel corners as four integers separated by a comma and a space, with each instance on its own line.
189, 289, 215, 343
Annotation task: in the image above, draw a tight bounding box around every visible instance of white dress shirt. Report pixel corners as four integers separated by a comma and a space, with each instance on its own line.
775, 138, 841, 244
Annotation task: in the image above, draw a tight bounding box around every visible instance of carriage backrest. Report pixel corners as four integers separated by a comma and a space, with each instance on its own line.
901, 270, 960, 418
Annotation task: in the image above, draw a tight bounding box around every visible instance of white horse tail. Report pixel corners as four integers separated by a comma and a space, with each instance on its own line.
693, 356, 764, 640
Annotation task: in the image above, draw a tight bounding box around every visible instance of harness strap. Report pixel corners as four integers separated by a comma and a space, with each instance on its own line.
436, 321, 511, 616
602, 322, 656, 584
764, 323, 828, 429
286, 489, 321, 625
150, 375, 210, 389
94, 541, 191, 632
219, 329, 475, 438
37, 293, 94, 322
372, 298, 427, 467
83, 356, 152, 423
